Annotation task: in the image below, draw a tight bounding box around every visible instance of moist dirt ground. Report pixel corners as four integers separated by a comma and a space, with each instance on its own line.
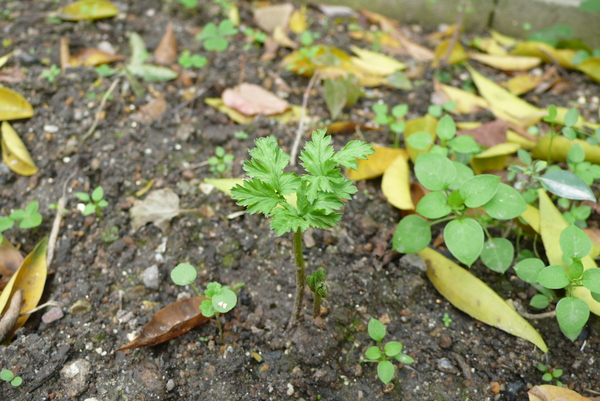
1, 1, 600, 400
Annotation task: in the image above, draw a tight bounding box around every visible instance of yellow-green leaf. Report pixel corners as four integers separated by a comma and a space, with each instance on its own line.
0, 237, 48, 340
465, 64, 541, 125
381, 154, 413, 210
531, 135, 600, 164
520, 204, 540, 234
434, 79, 489, 114
506, 130, 537, 150
349, 46, 406, 76
419, 247, 548, 352
470, 142, 520, 174
433, 40, 469, 67
1, 121, 39, 176
471, 53, 542, 71
404, 114, 437, 163
0, 86, 34, 120
512, 41, 576, 69
577, 57, 600, 84
538, 189, 600, 316
58, 0, 119, 21
204, 178, 244, 196
345, 145, 407, 181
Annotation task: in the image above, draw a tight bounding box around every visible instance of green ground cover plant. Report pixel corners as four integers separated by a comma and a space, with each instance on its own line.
1, 368, 22, 387
230, 129, 373, 325
75, 186, 108, 219
197, 19, 238, 52
208, 146, 234, 175
0, 201, 42, 244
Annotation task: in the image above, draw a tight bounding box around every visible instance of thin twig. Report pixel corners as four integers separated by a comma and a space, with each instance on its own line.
441, 0, 466, 66
290, 71, 320, 166
512, 299, 556, 319
20, 300, 64, 316
47, 171, 77, 269
238, 54, 246, 86
80, 78, 121, 145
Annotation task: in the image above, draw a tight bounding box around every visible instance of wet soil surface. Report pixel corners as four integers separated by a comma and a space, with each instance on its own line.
1, 1, 600, 400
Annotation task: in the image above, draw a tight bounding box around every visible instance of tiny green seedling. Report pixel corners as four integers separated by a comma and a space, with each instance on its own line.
361, 318, 414, 385
196, 20, 238, 52
231, 129, 373, 326
0, 201, 43, 244
95, 64, 117, 77
300, 30, 321, 46
242, 27, 267, 50
41, 64, 60, 83
75, 186, 109, 219
171, 263, 238, 343
178, 0, 197, 9
442, 313, 452, 327
306, 268, 328, 318
178, 50, 207, 69
536, 364, 563, 386
1, 368, 22, 387
372, 103, 408, 148
208, 146, 235, 175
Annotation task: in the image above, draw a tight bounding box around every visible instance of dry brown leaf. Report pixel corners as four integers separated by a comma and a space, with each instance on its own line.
130, 188, 181, 233
456, 119, 507, 148
132, 96, 167, 123
116, 297, 209, 351
379, 18, 434, 62
272, 26, 297, 49
528, 385, 591, 401
0, 66, 26, 84
0, 239, 24, 290
69, 48, 125, 67
260, 36, 279, 61
325, 121, 379, 135
60, 36, 70, 71
0, 289, 22, 343
222, 83, 289, 116
253, 3, 293, 33
154, 22, 178, 65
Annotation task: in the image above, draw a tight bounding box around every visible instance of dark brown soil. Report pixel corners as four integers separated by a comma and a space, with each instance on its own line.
1, 1, 600, 401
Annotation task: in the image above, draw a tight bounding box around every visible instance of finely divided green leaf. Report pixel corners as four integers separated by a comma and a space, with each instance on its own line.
231, 178, 284, 215
444, 218, 483, 267
244, 136, 299, 195
538, 170, 596, 201
459, 175, 500, 208
333, 139, 374, 170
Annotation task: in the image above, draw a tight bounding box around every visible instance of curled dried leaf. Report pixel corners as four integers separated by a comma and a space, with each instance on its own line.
0, 289, 22, 343
116, 297, 209, 351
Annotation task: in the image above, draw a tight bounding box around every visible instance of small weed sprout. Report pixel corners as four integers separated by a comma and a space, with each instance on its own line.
442, 313, 452, 327
75, 186, 108, 219
1, 368, 22, 387
299, 30, 321, 46
361, 318, 414, 385
536, 364, 563, 386
177, 0, 197, 9
41, 64, 60, 83
208, 146, 234, 175
242, 27, 267, 50
372, 103, 408, 148
197, 20, 238, 52
178, 50, 207, 69
171, 263, 238, 343
0, 201, 43, 244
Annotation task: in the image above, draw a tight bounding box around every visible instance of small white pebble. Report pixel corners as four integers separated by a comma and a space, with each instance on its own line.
286, 383, 294, 396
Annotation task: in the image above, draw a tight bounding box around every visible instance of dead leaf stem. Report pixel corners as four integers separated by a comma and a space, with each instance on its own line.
80, 77, 121, 146
290, 71, 319, 166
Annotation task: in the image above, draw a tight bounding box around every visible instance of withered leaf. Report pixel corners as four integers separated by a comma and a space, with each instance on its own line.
222, 83, 289, 116
154, 22, 178, 65
130, 188, 181, 233
456, 119, 507, 148
116, 297, 209, 351
0, 239, 24, 290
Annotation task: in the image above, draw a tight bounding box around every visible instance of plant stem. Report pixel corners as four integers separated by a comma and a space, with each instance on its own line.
216, 313, 224, 344
313, 293, 321, 318
289, 228, 306, 328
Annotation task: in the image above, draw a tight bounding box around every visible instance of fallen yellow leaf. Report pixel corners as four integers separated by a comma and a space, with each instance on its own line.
472, 37, 507, 56
381, 155, 413, 210
350, 46, 406, 76
0, 237, 48, 340
204, 178, 244, 196
420, 247, 548, 352
577, 57, 600, 83
512, 41, 576, 69
528, 385, 592, 401
503, 74, 542, 95
204, 97, 253, 125
506, 130, 537, 150
404, 114, 437, 163
490, 29, 518, 47
471, 53, 542, 71
433, 40, 469, 67
289, 8, 307, 34
471, 142, 520, 174
346, 145, 408, 181
433, 79, 489, 114
1, 121, 39, 176
538, 189, 600, 316
531, 135, 600, 164
0, 85, 34, 120
57, 0, 119, 21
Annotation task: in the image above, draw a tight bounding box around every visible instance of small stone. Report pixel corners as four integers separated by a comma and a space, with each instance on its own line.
142, 265, 160, 289
69, 300, 92, 316
61, 359, 92, 397
439, 333, 452, 349
43, 125, 59, 133
181, 170, 195, 180
490, 381, 501, 394
42, 307, 64, 323
399, 253, 426, 272
176, 123, 195, 141
462, 379, 476, 387
166, 379, 175, 392
134, 362, 165, 396
437, 358, 458, 374
286, 383, 294, 396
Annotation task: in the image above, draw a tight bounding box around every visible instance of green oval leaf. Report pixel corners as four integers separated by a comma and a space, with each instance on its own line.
582, 269, 600, 293
414, 153, 456, 191
444, 218, 483, 267
556, 296, 589, 341
395, 353, 414, 364
459, 174, 500, 208
448, 135, 480, 154
416, 191, 451, 219
212, 288, 237, 313
368, 318, 386, 342
537, 265, 569, 289
480, 238, 514, 273
171, 263, 197, 286
530, 294, 550, 309
437, 115, 456, 141
560, 224, 592, 260
514, 258, 545, 284
564, 107, 579, 127
406, 131, 433, 150
364, 346, 381, 360
538, 170, 596, 201
384, 341, 403, 357
448, 161, 474, 190
377, 360, 395, 384
392, 215, 431, 253
483, 183, 527, 220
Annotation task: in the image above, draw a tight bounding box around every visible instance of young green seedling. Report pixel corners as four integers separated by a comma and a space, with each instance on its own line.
361, 318, 414, 385
41, 64, 60, 83
442, 313, 452, 327
1, 368, 22, 387
231, 129, 373, 326
372, 103, 408, 148
306, 267, 328, 318
178, 50, 207, 69
75, 186, 108, 219
178, 0, 197, 9
514, 224, 600, 340
171, 263, 238, 343
536, 364, 564, 387
0, 201, 43, 244
196, 20, 238, 52
208, 146, 235, 175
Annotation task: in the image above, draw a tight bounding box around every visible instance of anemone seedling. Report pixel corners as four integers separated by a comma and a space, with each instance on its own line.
361, 318, 414, 385
0, 201, 43, 244
196, 19, 238, 52
231, 129, 373, 326
75, 186, 108, 219
171, 263, 238, 343
1, 368, 22, 387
